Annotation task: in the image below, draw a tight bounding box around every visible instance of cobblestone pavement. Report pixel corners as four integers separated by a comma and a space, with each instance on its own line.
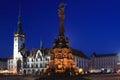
0, 75, 37, 80
85, 74, 120, 80
0, 74, 120, 80
86, 76, 120, 80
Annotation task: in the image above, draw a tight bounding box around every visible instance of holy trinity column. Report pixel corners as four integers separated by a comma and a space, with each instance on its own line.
44, 3, 79, 76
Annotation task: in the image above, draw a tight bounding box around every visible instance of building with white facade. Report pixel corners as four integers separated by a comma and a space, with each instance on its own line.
22, 48, 50, 75
7, 10, 24, 74
7, 10, 51, 74
7, 5, 89, 75
90, 52, 119, 73
72, 49, 89, 71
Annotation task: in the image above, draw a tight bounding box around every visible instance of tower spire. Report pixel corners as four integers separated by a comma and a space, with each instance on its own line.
17, 3, 23, 34
40, 40, 43, 49
58, 2, 65, 36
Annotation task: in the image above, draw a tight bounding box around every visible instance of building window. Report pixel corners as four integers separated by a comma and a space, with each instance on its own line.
23, 62, 26, 68
36, 59, 38, 61
23, 58, 26, 62
27, 59, 29, 62
32, 59, 33, 62
36, 64, 38, 68
27, 65, 29, 68
40, 64, 42, 68
31, 64, 33, 68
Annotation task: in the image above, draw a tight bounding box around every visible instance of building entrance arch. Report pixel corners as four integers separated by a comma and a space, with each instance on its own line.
17, 59, 22, 73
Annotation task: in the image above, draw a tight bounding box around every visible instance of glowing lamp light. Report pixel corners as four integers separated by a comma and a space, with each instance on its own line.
78, 68, 83, 73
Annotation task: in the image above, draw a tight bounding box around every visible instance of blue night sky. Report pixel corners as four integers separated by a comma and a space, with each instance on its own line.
0, 0, 120, 58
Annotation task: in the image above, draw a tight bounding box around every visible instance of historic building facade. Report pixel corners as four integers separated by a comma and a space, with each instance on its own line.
7, 11, 24, 74
7, 5, 120, 74
22, 48, 50, 74
89, 52, 120, 73
7, 3, 89, 75
72, 49, 89, 71
7, 10, 50, 74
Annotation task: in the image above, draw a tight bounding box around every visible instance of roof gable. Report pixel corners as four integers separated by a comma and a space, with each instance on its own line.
35, 50, 43, 60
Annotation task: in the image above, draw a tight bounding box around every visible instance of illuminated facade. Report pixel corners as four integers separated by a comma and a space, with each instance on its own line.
73, 49, 89, 71
7, 10, 50, 74
90, 53, 118, 73
7, 3, 89, 75
22, 48, 50, 75
8, 10, 24, 74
